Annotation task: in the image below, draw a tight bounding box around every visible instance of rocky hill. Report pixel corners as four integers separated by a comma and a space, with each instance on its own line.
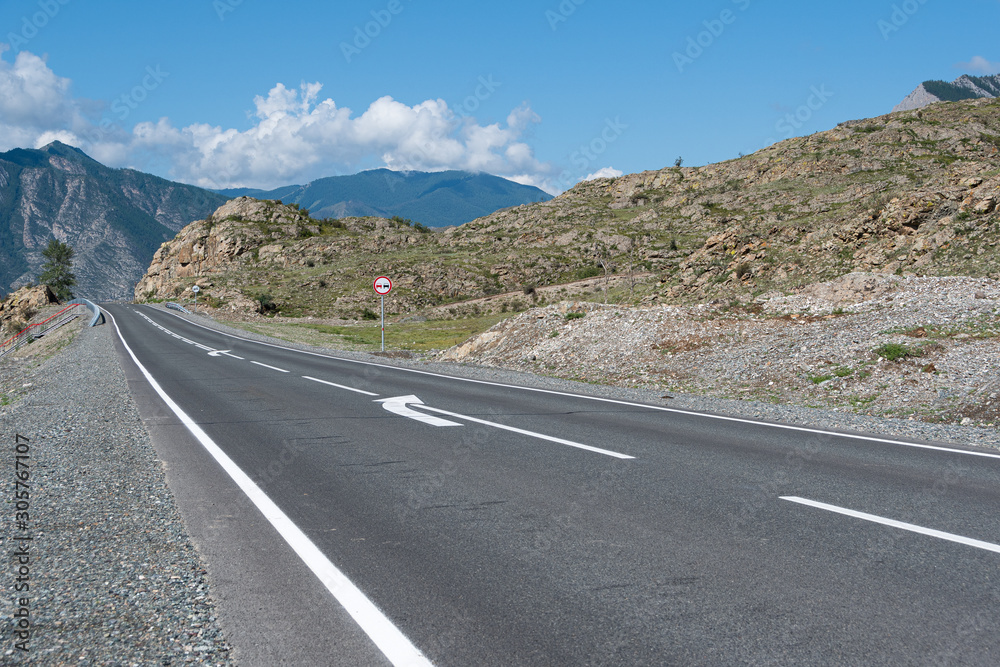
0, 142, 228, 300
217, 168, 552, 228
136, 97, 1000, 320
894, 74, 1000, 112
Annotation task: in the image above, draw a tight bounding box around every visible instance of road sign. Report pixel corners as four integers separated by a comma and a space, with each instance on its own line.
192, 285, 200, 293
374, 276, 392, 295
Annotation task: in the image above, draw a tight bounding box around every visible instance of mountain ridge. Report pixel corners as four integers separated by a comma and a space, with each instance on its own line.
0, 142, 229, 300
894, 74, 1000, 112
214, 168, 552, 227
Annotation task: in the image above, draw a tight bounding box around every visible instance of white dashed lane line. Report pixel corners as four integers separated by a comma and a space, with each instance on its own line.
251, 361, 290, 373
303, 376, 380, 396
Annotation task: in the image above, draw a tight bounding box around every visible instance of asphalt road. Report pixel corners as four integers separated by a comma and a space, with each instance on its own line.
104, 304, 1000, 666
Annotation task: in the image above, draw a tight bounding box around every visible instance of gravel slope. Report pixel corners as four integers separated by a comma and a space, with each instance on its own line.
438, 273, 1000, 449
0, 320, 231, 664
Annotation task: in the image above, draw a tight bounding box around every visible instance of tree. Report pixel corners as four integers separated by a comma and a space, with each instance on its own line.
38, 239, 76, 301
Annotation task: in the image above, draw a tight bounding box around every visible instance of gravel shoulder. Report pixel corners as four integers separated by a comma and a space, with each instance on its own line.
0, 317, 232, 664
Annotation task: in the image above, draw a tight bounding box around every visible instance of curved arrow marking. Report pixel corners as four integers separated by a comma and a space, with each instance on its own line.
208, 349, 245, 359
376, 395, 463, 427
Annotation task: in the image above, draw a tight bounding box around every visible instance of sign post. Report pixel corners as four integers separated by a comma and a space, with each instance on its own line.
373, 276, 392, 352
192, 285, 200, 312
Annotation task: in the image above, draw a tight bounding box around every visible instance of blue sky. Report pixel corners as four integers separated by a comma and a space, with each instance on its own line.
0, 0, 997, 193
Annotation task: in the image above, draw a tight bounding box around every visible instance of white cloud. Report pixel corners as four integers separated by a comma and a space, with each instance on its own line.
584, 167, 623, 181
0, 48, 556, 191
955, 55, 1000, 74
0, 46, 88, 151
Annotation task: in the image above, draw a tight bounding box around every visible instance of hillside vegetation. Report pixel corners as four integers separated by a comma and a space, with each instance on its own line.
136, 98, 1000, 321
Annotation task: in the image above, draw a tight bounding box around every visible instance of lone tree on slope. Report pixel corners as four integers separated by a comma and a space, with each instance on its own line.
38, 239, 76, 301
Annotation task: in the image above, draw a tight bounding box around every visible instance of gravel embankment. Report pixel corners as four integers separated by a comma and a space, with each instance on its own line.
435, 273, 1000, 451
0, 320, 232, 664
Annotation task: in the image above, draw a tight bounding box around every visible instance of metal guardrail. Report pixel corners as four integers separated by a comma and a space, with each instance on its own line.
0, 301, 98, 360
165, 302, 191, 314
67, 298, 104, 327
0, 304, 79, 358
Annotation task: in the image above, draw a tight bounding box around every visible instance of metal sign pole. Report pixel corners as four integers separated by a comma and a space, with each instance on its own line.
373, 276, 392, 353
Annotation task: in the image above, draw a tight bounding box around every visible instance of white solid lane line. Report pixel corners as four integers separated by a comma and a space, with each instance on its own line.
781, 496, 1000, 555
419, 404, 635, 460
303, 376, 379, 397
105, 309, 434, 666
250, 361, 290, 373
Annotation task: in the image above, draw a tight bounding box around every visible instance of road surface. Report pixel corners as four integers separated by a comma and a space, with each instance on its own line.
104, 304, 1000, 666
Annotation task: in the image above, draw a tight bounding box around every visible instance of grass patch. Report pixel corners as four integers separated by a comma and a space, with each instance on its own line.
874, 342, 921, 361
232, 313, 514, 352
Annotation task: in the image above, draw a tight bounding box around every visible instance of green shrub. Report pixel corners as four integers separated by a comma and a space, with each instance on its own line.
361, 308, 379, 320
256, 293, 277, 315
565, 312, 585, 320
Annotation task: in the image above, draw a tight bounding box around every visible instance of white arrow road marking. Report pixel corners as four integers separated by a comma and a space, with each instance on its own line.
208, 349, 245, 359
375, 395, 463, 427
420, 405, 634, 460
781, 496, 1000, 555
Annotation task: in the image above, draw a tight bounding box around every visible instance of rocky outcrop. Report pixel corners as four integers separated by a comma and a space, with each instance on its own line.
892, 84, 942, 113
0, 285, 58, 337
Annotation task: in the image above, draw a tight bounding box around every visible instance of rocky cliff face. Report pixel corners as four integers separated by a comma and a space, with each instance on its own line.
0, 142, 228, 300
136, 98, 1000, 320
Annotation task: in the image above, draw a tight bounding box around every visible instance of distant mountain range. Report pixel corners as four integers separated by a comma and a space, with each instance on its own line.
894, 74, 1000, 112
0, 142, 227, 300
216, 168, 552, 228
0, 144, 553, 299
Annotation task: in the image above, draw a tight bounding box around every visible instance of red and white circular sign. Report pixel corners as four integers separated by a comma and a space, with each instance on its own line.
374, 276, 392, 295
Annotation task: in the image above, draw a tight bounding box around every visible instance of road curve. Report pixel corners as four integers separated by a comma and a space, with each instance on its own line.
104, 304, 1000, 666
